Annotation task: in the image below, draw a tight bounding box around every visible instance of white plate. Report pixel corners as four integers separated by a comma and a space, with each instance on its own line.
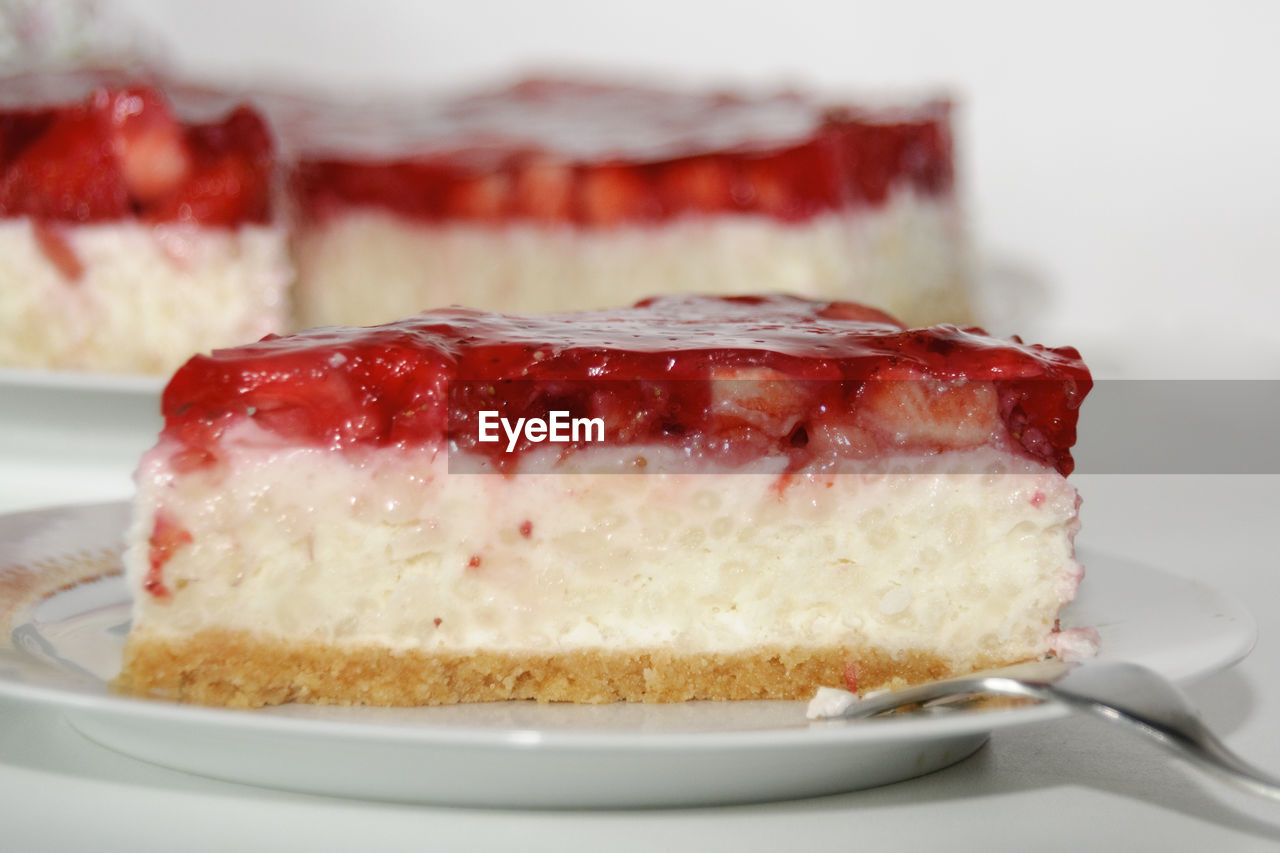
0, 369, 163, 513
0, 365, 166, 396
0, 502, 1257, 808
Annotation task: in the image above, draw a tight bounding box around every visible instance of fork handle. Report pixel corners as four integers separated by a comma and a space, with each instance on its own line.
1049, 662, 1280, 801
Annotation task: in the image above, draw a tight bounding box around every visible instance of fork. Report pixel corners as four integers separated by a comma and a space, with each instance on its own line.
809, 658, 1280, 801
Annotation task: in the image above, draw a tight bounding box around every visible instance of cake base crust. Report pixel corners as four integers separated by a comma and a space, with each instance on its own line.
115, 630, 1018, 708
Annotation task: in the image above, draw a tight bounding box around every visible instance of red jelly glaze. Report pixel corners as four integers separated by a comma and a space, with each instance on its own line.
158, 295, 1091, 477
290, 80, 953, 226
0, 74, 274, 226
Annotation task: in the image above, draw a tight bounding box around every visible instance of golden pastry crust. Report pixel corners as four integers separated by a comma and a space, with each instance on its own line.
115, 629, 1017, 708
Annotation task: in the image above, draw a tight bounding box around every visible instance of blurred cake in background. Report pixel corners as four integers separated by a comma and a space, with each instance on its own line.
117, 294, 1088, 708
0, 68, 973, 376
0, 68, 290, 374
284, 77, 972, 329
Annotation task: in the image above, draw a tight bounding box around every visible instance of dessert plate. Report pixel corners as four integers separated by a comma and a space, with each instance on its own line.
0, 502, 1257, 808
0, 369, 163, 513
0, 365, 166, 396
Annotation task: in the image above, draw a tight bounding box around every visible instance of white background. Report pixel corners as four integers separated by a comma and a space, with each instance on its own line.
100, 0, 1280, 378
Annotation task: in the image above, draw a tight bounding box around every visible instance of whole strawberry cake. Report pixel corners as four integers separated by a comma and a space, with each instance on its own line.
286, 78, 971, 331
117, 294, 1093, 708
0, 70, 289, 374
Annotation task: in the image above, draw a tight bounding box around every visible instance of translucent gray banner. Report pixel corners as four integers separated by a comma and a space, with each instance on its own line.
1073, 381, 1280, 474
444, 380, 1280, 474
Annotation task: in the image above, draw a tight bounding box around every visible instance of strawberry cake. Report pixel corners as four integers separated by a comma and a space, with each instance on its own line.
287, 79, 971, 330
116, 294, 1092, 708
0, 70, 289, 375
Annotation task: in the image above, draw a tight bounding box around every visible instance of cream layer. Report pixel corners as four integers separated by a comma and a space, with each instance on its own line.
0, 219, 290, 375
291, 191, 970, 330
127, 430, 1083, 669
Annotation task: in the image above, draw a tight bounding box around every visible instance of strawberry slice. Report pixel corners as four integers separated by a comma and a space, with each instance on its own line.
659, 157, 735, 214
513, 156, 573, 222
242, 357, 389, 447
106, 88, 193, 205
0, 89, 271, 225
0, 104, 128, 220
740, 158, 796, 219
446, 172, 509, 221
854, 366, 1004, 452
146, 106, 273, 226
805, 411, 879, 461
579, 164, 654, 225
143, 154, 255, 225
707, 366, 810, 437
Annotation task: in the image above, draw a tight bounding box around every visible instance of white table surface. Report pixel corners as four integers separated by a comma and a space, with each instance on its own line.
1, 470, 1278, 851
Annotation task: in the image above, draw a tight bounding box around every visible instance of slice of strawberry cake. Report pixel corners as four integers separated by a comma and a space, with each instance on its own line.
116, 294, 1092, 708
286, 78, 970, 330
0, 70, 289, 375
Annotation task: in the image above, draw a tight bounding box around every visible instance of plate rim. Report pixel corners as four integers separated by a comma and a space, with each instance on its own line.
0, 365, 165, 396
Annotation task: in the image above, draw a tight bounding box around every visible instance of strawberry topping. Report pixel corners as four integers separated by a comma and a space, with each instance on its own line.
290, 80, 952, 226
107, 88, 193, 204
0, 102, 128, 220
158, 295, 1091, 476
0, 78, 273, 225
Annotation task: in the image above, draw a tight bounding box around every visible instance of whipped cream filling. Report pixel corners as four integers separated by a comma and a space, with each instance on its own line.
292, 190, 970, 329
0, 219, 290, 374
127, 424, 1083, 666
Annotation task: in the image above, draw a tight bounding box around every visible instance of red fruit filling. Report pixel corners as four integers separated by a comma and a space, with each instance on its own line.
157, 295, 1090, 476
0, 79, 273, 226
31, 221, 84, 280
146, 514, 193, 598
291, 80, 952, 226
